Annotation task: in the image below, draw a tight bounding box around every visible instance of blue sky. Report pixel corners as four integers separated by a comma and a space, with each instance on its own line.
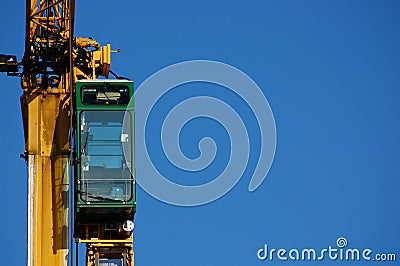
1, 1, 400, 265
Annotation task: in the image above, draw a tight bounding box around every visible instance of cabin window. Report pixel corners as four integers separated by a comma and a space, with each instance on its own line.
79, 110, 132, 202
81, 84, 130, 105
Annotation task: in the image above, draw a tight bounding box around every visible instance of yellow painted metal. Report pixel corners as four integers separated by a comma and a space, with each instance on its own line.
73, 38, 113, 80
81, 236, 134, 265
75, 37, 100, 49
79, 239, 133, 244
22, 1, 134, 265
100, 44, 111, 77
86, 250, 94, 266
23, 92, 70, 266
23, 0, 73, 264
82, 237, 134, 265
85, 240, 134, 266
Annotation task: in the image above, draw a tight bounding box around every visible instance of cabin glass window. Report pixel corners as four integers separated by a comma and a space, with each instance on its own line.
81, 84, 130, 105
80, 110, 132, 202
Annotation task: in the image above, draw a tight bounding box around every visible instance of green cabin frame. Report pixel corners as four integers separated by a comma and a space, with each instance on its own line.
74, 80, 135, 238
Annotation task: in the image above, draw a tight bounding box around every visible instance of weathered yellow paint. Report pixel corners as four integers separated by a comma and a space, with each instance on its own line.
23, 92, 70, 266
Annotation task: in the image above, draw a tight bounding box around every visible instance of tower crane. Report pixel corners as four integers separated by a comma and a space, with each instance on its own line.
0, 1, 136, 265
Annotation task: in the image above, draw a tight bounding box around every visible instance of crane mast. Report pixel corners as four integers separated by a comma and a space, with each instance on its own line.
21, 1, 73, 265
0, 0, 135, 265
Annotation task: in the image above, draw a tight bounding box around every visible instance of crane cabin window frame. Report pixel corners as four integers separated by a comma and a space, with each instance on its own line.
74, 80, 135, 213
